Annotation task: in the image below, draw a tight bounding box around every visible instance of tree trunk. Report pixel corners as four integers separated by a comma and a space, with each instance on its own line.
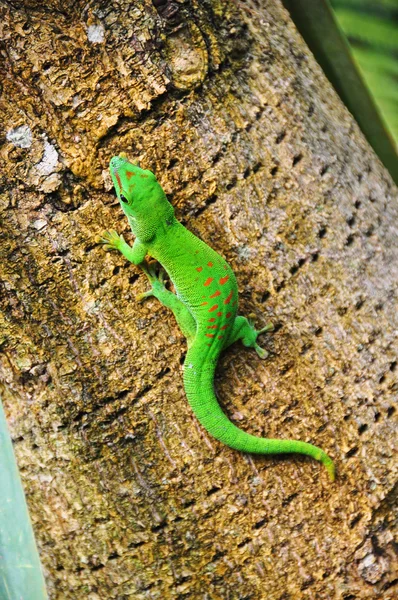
0, 1, 397, 598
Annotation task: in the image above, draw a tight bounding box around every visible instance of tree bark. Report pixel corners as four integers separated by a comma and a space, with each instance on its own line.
0, 1, 397, 598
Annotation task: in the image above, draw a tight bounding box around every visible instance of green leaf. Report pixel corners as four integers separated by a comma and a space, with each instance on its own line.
282, 0, 398, 184
0, 401, 48, 599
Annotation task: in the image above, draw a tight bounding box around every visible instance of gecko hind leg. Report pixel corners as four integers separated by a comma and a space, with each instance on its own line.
138, 262, 197, 345
225, 315, 274, 359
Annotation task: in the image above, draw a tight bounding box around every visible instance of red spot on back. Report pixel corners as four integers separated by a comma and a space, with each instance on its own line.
207, 261, 213, 267
201, 302, 208, 306
196, 266, 203, 272
224, 290, 233, 305
208, 304, 219, 312
218, 335, 224, 340
208, 318, 216, 322
206, 333, 215, 338
217, 312, 222, 317
219, 275, 229, 285
209, 290, 221, 298
226, 312, 232, 318
220, 325, 228, 330
203, 277, 214, 287
125, 171, 135, 179
207, 325, 218, 329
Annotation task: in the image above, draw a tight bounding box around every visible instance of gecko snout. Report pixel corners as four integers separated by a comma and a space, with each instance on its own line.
109, 155, 128, 172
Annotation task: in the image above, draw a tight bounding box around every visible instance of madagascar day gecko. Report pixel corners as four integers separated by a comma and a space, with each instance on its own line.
99, 154, 335, 481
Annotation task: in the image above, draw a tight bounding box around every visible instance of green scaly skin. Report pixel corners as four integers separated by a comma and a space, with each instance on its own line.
99, 154, 335, 481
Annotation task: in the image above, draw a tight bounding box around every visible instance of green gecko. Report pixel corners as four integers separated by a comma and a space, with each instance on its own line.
99, 154, 335, 481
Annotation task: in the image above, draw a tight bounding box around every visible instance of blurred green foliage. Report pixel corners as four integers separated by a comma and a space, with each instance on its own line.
0, 402, 48, 599
330, 0, 398, 146
282, 0, 398, 183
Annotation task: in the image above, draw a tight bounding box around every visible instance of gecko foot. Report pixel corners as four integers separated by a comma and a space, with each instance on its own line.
247, 313, 274, 334
257, 322, 274, 335
97, 230, 125, 251
255, 344, 269, 359
255, 321, 274, 358
240, 314, 274, 359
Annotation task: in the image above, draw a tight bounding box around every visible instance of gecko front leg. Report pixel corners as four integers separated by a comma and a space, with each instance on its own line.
99, 231, 196, 344
99, 230, 147, 265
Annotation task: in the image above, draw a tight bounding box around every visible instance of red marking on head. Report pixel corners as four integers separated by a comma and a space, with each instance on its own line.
203, 277, 214, 287
207, 343, 212, 346
115, 172, 122, 191
226, 312, 232, 318
218, 335, 224, 340
196, 266, 203, 272
207, 261, 213, 267
224, 290, 233, 304
206, 333, 215, 338
209, 290, 221, 298
201, 302, 208, 306
217, 311, 222, 317
195, 250, 199, 254
219, 275, 229, 285
208, 318, 216, 322
208, 304, 219, 312
125, 171, 135, 179
220, 325, 228, 330
207, 325, 218, 329
140, 173, 149, 178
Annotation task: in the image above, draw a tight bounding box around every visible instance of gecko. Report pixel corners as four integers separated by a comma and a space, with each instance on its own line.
99, 154, 335, 481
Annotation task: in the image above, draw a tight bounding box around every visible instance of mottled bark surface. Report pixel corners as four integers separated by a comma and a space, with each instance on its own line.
0, 1, 397, 598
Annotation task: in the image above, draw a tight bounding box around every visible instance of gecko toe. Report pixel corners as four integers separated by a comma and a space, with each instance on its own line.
255, 344, 269, 359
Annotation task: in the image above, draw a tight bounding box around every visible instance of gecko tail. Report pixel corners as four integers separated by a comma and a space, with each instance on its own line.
183, 347, 335, 481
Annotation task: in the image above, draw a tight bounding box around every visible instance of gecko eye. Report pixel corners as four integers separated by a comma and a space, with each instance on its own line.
120, 194, 128, 203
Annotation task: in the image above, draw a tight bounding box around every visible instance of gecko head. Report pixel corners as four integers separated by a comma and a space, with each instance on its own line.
109, 154, 174, 235
109, 155, 157, 212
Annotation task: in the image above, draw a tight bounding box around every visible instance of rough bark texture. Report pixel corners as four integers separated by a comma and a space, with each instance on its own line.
0, 1, 397, 598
